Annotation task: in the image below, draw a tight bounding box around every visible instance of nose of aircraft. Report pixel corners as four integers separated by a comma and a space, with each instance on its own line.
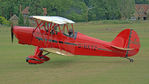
11, 25, 34, 44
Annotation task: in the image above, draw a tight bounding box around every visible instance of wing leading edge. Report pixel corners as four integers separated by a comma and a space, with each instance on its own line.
30, 16, 75, 24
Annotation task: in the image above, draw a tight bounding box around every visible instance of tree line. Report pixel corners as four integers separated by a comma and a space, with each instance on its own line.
135, 0, 149, 4
0, 0, 148, 22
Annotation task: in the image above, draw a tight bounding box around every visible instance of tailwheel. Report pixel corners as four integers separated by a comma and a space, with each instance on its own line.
26, 56, 44, 64
125, 57, 134, 62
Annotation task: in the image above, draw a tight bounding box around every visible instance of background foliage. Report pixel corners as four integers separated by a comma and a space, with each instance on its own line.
0, 16, 10, 25
0, 0, 149, 22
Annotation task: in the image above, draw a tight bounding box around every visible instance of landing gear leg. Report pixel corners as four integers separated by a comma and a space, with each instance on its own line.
39, 52, 50, 61
26, 47, 50, 64
125, 57, 134, 62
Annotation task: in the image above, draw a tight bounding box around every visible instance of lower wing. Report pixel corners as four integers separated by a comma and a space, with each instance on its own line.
40, 48, 74, 56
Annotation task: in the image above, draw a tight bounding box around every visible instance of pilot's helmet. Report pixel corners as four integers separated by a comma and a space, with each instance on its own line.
69, 29, 73, 33
54, 25, 57, 30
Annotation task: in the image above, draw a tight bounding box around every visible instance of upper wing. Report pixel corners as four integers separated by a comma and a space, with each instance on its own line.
40, 48, 74, 56
30, 16, 75, 24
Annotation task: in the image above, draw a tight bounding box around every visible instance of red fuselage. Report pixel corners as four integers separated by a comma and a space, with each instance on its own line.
13, 26, 140, 57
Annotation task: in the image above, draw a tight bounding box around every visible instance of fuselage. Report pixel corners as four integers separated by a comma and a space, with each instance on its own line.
13, 26, 138, 57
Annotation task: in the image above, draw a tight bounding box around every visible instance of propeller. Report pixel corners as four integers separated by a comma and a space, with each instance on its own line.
11, 24, 14, 43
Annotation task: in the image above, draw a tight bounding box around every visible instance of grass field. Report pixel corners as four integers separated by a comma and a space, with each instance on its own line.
0, 21, 149, 84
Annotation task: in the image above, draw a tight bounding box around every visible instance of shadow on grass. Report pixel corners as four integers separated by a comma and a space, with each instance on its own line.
43, 58, 130, 68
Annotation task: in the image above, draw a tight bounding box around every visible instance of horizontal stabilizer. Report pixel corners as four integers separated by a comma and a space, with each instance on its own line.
111, 45, 134, 51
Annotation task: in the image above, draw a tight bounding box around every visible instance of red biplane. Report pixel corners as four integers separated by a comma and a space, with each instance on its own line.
11, 16, 140, 64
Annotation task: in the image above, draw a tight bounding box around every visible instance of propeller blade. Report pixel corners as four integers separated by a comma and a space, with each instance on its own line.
11, 24, 14, 43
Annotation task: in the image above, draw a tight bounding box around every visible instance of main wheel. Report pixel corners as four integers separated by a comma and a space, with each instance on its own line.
26, 57, 44, 64
125, 57, 134, 63
129, 59, 134, 62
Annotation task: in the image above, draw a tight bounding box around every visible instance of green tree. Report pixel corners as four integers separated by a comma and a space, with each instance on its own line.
66, 1, 88, 21
0, 0, 137, 22
29, 0, 43, 15
119, 0, 135, 19
18, 13, 24, 26
25, 16, 30, 26
0, 16, 10, 25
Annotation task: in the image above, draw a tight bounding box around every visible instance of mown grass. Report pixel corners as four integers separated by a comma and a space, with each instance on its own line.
0, 21, 149, 84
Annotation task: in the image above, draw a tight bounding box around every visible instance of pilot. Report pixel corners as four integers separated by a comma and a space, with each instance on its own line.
68, 29, 74, 37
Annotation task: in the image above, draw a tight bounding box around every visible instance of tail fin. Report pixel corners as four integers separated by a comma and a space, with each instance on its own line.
111, 29, 140, 57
